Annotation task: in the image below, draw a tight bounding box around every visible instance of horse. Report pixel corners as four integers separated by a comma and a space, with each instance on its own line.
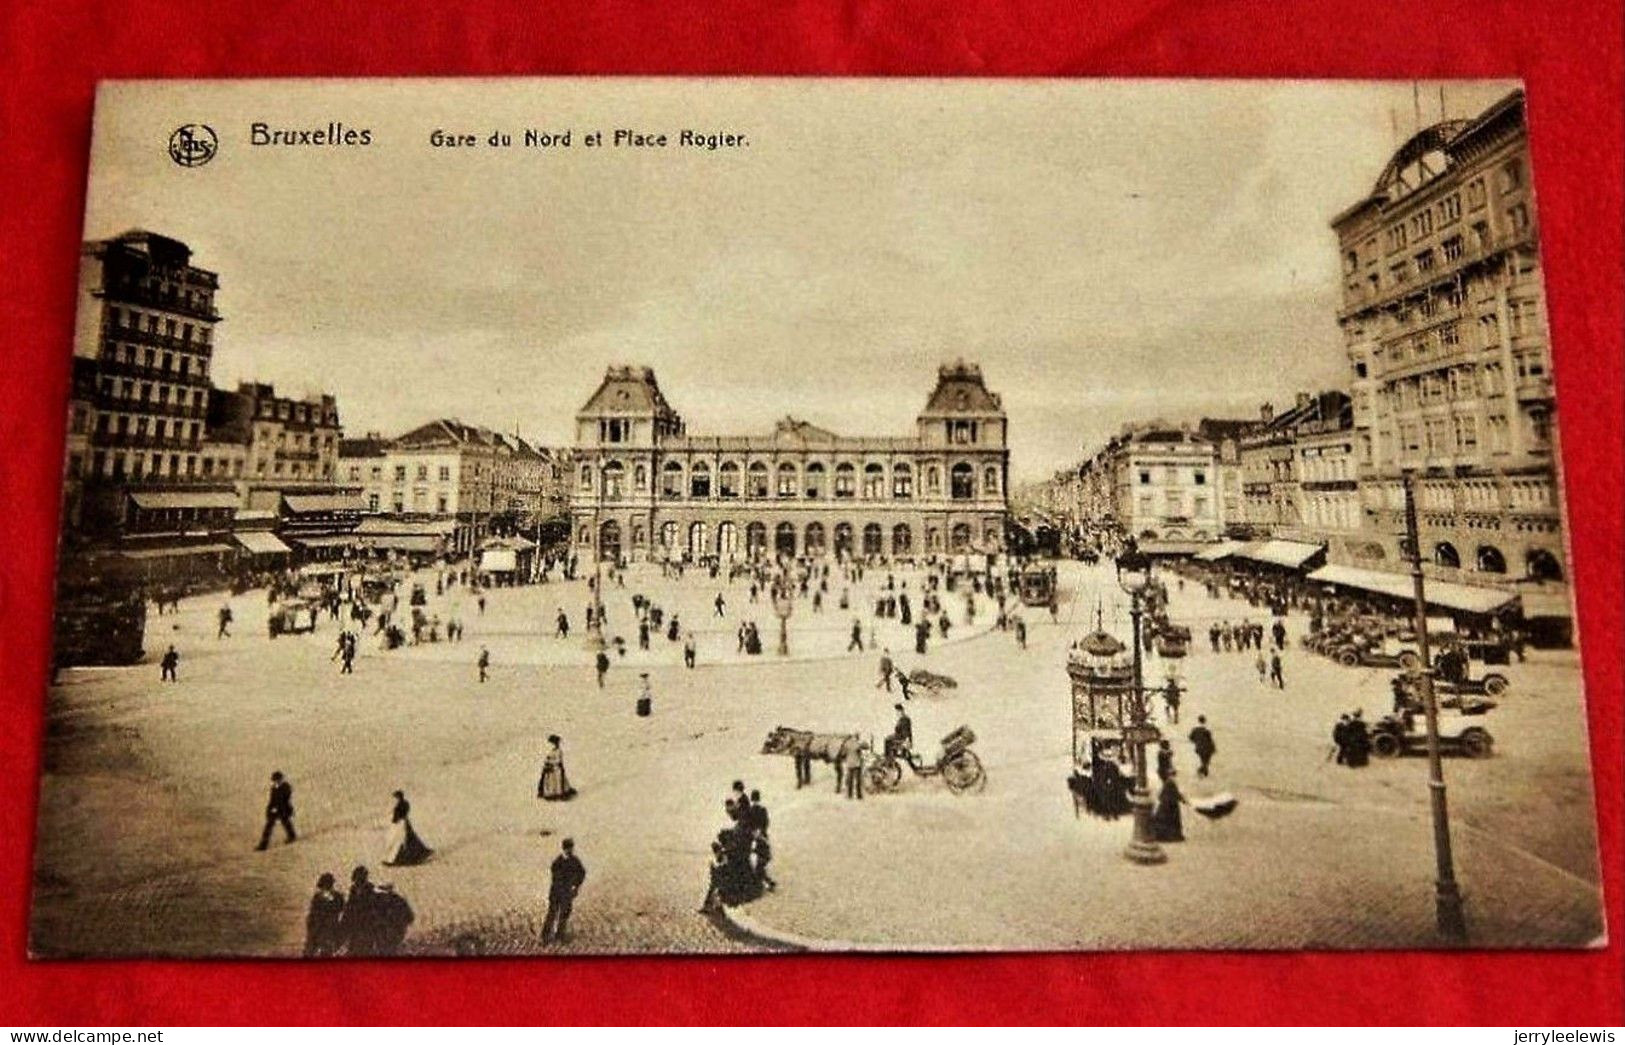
761, 726, 860, 791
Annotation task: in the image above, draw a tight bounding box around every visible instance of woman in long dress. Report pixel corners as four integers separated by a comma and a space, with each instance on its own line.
382, 790, 433, 866
538, 735, 577, 801
1152, 775, 1187, 843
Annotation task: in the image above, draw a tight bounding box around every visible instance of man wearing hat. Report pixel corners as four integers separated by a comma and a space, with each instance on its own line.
636, 673, 653, 717
543, 838, 587, 943
888, 704, 913, 761
256, 770, 296, 851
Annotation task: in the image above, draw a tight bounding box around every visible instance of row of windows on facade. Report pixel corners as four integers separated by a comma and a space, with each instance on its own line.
1348, 207, 1532, 301
594, 417, 991, 446
110, 275, 214, 314
1363, 476, 1553, 512
1380, 408, 1550, 459
1362, 299, 1543, 370
1371, 357, 1546, 412
1136, 467, 1208, 486
1134, 493, 1213, 519
107, 307, 212, 344
100, 345, 209, 382
580, 518, 1000, 557
1343, 160, 1524, 273
579, 460, 1001, 501
1348, 263, 1541, 349
346, 461, 540, 483
1243, 455, 1355, 484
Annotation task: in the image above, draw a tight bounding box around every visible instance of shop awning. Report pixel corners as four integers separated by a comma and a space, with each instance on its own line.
129, 491, 240, 511
291, 535, 360, 549
117, 543, 233, 560
1307, 564, 1518, 615
234, 531, 292, 556
283, 494, 364, 514
1137, 540, 1209, 557
1233, 540, 1324, 570
481, 549, 518, 572
1194, 540, 1246, 562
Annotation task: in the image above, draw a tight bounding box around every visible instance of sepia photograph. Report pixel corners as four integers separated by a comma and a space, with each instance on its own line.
33, 78, 1603, 958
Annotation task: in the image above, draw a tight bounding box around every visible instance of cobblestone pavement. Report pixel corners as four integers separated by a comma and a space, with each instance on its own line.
30, 560, 1603, 956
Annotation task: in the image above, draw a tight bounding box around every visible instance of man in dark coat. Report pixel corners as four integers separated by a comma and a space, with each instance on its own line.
1332, 714, 1351, 765
1345, 711, 1372, 768
543, 838, 587, 943
303, 872, 346, 957
256, 770, 296, 850
1188, 716, 1216, 777
159, 645, 180, 682
341, 865, 378, 956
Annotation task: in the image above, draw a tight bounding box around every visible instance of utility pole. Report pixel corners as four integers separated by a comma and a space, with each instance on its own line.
1403, 472, 1468, 941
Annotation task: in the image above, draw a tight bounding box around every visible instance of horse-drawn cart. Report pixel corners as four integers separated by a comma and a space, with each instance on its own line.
866, 725, 987, 795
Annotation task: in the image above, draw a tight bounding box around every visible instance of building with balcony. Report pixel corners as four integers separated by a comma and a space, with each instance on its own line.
1331, 89, 1565, 591
68, 230, 231, 537
569, 362, 1010, 563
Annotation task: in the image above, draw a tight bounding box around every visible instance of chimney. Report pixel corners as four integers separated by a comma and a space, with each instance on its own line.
1260, 402, 1274, 423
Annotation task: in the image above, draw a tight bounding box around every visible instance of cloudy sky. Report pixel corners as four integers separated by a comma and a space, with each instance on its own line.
84, 78, 1515, 482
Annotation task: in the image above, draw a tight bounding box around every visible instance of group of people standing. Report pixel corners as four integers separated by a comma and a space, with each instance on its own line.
1330, 710, 1373, 767
702, 781, 775, 913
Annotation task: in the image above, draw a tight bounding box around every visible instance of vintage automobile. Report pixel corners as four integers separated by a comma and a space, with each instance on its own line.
268, 599, 319, 638
1371, 701, 1496, 759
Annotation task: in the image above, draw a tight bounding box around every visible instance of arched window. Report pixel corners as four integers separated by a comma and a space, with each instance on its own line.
717, 521, 738, 555
688, 521, 709, 560
660, 521, 678, 550
600, 460, 625, 498
805, 521, 826, 554
892, 523, 913, 555
777, 462, 798, 498
951, 463, 974, 500
950, 522, 973, 552
983, 466, 1000, 496
892, 463, 913, 499
1433, 542, 1460, 569
1475, 545, 1507, 574
747, 461, 770, 498
718, 461, 740, 499
862, 523, 884, 556
834, 463, 856, 499
745, 521, 768, 555
1526, 548, 1563, 582
599, 519, 622, 559
661, 460, 684, 500
690, 460, 711, 499
775, 521, 797, 556
863, 463, 886, 499
833, 522, 855, 555
805, 462, 826, 500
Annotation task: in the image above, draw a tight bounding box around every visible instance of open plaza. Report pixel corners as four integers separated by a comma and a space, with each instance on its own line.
31, 555, 1601, 956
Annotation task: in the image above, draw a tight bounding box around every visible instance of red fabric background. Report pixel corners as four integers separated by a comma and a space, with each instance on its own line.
0, 0, 1619, 1026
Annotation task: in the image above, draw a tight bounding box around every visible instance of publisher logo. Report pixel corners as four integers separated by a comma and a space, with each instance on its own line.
167, 124, 218, 168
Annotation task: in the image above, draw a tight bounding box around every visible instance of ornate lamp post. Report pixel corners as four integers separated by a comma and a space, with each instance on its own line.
771, 583, 794, 656
1115, 548, 1167, 866
1402, 472, 1467, 940
585, 503, 606, 651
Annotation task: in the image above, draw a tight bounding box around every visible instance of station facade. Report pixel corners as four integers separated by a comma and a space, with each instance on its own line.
569, 363, 1010, 562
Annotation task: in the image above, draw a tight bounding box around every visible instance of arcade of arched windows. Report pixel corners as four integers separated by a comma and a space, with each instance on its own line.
575, 454, 1004, 505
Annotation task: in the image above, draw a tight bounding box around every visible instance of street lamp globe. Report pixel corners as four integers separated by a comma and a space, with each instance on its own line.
1116, 548, 1152, 596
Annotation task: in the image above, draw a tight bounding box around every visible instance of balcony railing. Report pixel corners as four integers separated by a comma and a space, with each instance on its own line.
95, 356, 213, 387
1338, 227, 1537, 320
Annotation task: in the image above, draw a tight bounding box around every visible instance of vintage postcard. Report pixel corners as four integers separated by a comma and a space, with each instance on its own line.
35, 79, 1602, 957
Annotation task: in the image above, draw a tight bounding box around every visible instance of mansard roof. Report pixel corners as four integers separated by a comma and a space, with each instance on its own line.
577, 365, 682, 420
919, 361, 1004, 416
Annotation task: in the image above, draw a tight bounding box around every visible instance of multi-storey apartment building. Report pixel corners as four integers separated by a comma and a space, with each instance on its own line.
339, 421, 559, 551
569, 362, 1010, 563
1331, 89, 1563, 588
1238, 391, 1351, 540
201, 381, 344, 507
1196, 417, 1259, 537
1070, 424, 1221, 545
69, 230, 226, 533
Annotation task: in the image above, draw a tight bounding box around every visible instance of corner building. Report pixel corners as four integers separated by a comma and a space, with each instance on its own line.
570, 363, 1010, 562
1331, 90, 1565, 592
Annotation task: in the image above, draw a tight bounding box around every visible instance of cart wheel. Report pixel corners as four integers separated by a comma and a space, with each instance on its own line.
942, 751, 986, 794
866, 758, 903, 793
1461, 729, 1494, 758
1482, 673, 1509, 697
1372, 732, 1403, 759
1397, 650, 1421, 671
1336, 649, 1359, 667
